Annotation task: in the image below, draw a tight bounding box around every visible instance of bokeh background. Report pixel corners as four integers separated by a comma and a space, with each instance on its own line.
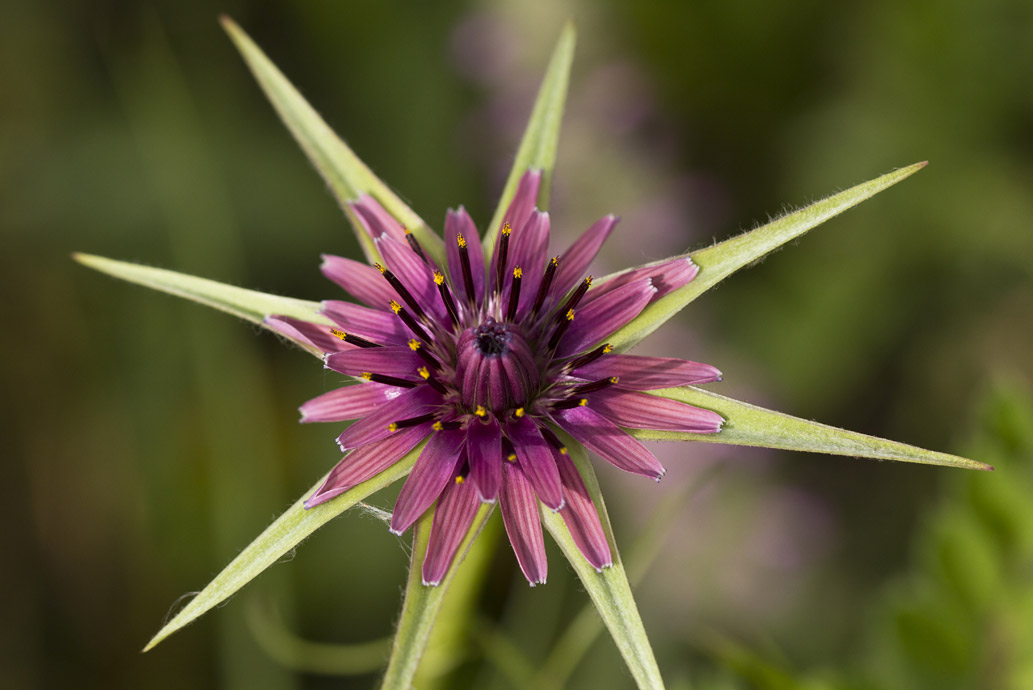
4, 0, 1033, 688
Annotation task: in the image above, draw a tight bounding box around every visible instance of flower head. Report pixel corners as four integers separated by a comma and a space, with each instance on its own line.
270, 169, 724, 586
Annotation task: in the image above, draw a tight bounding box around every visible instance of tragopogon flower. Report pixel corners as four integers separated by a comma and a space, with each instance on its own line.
269, 170, 724, 586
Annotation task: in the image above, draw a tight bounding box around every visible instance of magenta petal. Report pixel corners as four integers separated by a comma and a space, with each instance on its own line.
376, 234, 446, 319
506, 416, 564, 511
321, 300, 409, 345
350, 194, 407, 243
321, 254, 398, 309
552, 405, 666, 480
305, 426, 428, 508
422, 476, 481, 585
467, 416, 502, 502
552, 214, 619, 301
324, 346, 424, 378
500, 461, 548, 586
589, 389, 724, 434
555, 450, 612, 571
511, 212, 551, 318
390, 429, 468, 534
573, 354, 722, 390
336, 386, 441, 450
503, 169, 542, 238
265, 315, 353, 354
299, 382, 399, 423
587, 257, 697, 305
445, 207, 486, 303
556, 280, 656, 357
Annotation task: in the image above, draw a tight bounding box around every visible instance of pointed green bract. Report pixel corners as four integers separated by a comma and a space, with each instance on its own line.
542, 432, 667, 690
380, 504, 494, 690
608, 162, 928, 351
482, 23, 576, 260
143, 442, 427, 651
73, 253, 329, 357
220, 16, 443, 266
634, 386, 992, 471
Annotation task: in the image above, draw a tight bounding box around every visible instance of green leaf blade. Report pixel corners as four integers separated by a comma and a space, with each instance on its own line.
609, 162, 928, 351
542, 432, 666, 690
482, 23, 576, 258
220, 16, 444, 265
143, 443, 426, 652
634, 386, 992, 471
73, 253, 328, 356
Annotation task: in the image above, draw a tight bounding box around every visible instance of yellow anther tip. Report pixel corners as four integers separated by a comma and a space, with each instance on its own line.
566, 309, 575, 321
455, 475, 465, 484
502, 223, 511, 236
457, 233, 467, 248
578, 398, 587, 406
609, 376, 619, 384
433, 271, 444, 285
474, 405, 487, 417
388, 423, 398, 432
418, 367, 430, 379
514, 407, 525, 418
586, 276, 593, 286
361, 372, 373, 381
432, 421, 443, 431
506, 453, 517, 462
408, 339, 421, 351
513, 267, 523, 278
390, 300, 401, 313
375, 262, 386, 274
559, 447, 568, 455
603, 344, 613, 353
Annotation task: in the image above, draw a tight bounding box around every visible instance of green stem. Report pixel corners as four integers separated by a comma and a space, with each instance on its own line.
380, 504, 494, 690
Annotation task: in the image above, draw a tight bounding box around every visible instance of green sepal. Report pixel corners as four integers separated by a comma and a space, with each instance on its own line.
635, 385, 992, 471
220, 16, 444, 265
608, 163, 928, 351
482, 23, 576, 260
143, 441, 427, 651
541, 431, 667, 690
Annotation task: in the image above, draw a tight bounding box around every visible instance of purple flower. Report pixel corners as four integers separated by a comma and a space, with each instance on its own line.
269, 169, 724, 586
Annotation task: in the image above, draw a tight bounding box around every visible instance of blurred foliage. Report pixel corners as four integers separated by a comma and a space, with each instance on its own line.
4, 0, 1031, 688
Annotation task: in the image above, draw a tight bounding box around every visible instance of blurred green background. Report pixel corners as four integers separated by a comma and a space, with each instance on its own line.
4, 0, 1032, 688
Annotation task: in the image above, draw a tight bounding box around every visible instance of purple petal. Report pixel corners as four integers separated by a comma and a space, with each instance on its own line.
551, 405, 666, 480
589, 389, 724, 434
390, 429, 467, 534
503, 169, 542, 239
324, 346, 424, 378
506, 416, 564, 511
500, 461, 548, 586
350, 194, 407, 243
422, 476, 481, 585
321, 300, 409, 345
299, 382, 400, 423
587, 257, 697, 305
376, 234, 446, 320
572, 354, 722, 390
445, 207, 486, 303
556, 279, 656, 357
265, 315, 353, 354
511, 211, 551, 318
305, 426, 428, 508
321, 254, 398, 309
555, 450, 612, 571
551, 214, 619, 302
336, 386, 441, 450
466, 417, 502, 502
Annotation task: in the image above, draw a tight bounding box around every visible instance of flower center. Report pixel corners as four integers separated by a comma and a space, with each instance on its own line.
455, 318, 540, 413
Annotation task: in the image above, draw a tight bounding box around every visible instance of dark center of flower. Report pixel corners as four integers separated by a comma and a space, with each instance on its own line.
474, 319, 509, 356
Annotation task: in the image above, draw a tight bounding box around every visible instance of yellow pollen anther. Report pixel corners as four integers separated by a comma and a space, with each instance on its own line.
586, 276, 593, 287
514, 407, 525, 418
403, 226, 411, 235
388, 422, 399, 432
578, 398, 588, 406
566, 308, 575, 321
603, 344, 613, 353
418, 366, 430, 379
457, 233, 467, 248
330, 328, 347, 340
433, 270, 445, 285
375, 262, 386, 274
361, 372, 373, 381
408, 339, 421, 351
455, 475, 465, 484
550, 257, 558, 266
559, 447, 568, 455
513, 266, 523, 278
390, 300, 401, 314
506, 453, 517, 462
474, 405, 487, 418
502, 222, 511, 236
609, 376, 619, 384
432, 421, 443, 431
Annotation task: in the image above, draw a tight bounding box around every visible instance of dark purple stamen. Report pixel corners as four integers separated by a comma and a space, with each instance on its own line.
566, 343, 611, 370
391, 301, 432, 342
377, 263, 426, 318
556, 276, 592, 322
457, 234, 476, 304
409, 339, 441, 370
507, 267, 522, 321
571, 376, 618, 395
547, 309, 575, 350
329, 328, 380, 349
404, 230, 428, 264
363, 372, 418, 388
388, 412, 437, 432
552, 397, 588, 410
495, 223, 511, 295
434, 271, 460, 327
532, 256, 558, 316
